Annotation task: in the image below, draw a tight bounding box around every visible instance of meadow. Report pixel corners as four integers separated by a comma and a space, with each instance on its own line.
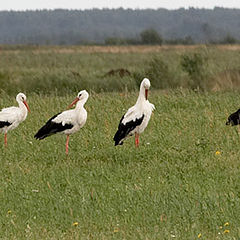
1, 44, 240, 95
0, 45, 240, 239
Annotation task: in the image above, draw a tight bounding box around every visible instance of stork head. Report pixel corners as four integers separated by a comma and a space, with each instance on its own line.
16, 93, 30, 112
77, 90, 89, 101
141, 78, 151, 100
68, 90, 89, 109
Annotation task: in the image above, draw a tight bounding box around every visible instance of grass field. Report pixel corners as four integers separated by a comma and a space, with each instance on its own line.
1, 89, 240, 239
1, 45, 240, 239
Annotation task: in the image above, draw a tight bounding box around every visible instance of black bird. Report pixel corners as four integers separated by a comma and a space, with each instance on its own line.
226, 108, 240, 126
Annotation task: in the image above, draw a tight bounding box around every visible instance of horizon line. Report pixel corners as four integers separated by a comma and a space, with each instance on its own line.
0, 6, 239, 11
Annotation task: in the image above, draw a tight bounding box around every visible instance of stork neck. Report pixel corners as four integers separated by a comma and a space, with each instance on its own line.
18, 100, 27, 111
75, 99, 87, 110
17, 101, 28, 117
136, 85, 146, 104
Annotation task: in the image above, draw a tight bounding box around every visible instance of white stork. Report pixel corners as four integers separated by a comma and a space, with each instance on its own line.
0, 93, 30, 147
114, 78, 155, 147
34, 90, 89, 155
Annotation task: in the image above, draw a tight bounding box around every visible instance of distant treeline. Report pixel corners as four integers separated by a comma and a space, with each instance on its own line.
1, 8, 240, 45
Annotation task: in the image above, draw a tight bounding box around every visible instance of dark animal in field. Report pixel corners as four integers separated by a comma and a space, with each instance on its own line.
226, 108, 240, 126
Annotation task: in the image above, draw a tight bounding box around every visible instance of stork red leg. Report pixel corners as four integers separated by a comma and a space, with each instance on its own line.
135, 133, 139, 147
65, 135, 70, 155
4, 133, 7, 147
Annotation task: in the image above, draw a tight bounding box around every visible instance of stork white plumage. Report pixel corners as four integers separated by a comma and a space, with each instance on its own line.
114, 78, 155, 147
0, 93, 30, 147
34, 90, 89, 155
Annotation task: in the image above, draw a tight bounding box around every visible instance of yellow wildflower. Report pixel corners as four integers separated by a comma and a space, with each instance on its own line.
72, 222, 79, 226
7, 210, 11, 214
198, 233, 202, 238
215, 151, 221, 155
224, 222, 229, 226
224, 229, 230, 234
114, 228, 119, 233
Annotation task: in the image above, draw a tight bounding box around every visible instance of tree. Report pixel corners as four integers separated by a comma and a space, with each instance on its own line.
140, 28, 162, 45
221, 34, 238, 44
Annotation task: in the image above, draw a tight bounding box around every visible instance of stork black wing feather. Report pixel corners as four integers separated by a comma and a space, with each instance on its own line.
113, 114, 144, 146
0, 121, 11, 128
34, 112, 73, 140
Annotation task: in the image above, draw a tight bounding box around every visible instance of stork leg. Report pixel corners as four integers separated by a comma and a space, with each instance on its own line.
135, 133, 139, 147
4, 133, 7, 147
65, 135, 70, 155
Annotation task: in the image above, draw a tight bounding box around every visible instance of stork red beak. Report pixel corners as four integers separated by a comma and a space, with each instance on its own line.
23, 100, 30, 112
145, 89, 148, 100
68, 97, 79, 109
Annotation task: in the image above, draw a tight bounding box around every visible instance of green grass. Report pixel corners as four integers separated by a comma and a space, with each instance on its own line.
0, 90, 240, 239
1, 45, 240, 94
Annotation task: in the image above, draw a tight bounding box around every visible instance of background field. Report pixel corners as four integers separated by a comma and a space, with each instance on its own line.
1, 45, 240, 95
0, 46, 240, 239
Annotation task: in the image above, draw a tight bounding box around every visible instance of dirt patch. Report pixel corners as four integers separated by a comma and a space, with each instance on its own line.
104, 68, 131, 78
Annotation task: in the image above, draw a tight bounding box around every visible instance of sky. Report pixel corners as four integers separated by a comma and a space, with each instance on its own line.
0, 0, 240, 11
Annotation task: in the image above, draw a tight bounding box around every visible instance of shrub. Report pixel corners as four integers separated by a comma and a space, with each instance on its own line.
180, 53, 209, 90
221, 35, 239, 44
134, 57, 173, 89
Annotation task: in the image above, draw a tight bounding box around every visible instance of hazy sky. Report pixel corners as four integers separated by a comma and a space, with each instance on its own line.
0, 0, 240, 11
